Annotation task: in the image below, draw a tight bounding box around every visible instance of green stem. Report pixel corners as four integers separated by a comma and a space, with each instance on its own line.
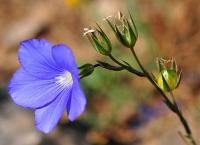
130, 48, 175, 110
108, 54, 145, 77
169, 92, 197, 145
130, 47, 197, 145
178, 131, 191, 145
130, 47, 146, 73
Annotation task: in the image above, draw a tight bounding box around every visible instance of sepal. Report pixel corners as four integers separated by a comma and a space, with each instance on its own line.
79, 63, 94, 78
171, 57, 178, 72
84, 26, 112, 56
105, 11, 138, 48
175, 71, 182, 88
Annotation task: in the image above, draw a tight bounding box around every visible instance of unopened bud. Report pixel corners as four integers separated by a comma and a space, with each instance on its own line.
79, 64, 94, 78
156, 58, 181, 92
106, 11, 138, 48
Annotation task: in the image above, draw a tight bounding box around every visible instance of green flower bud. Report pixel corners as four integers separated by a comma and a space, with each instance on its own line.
106, 11, 138, 48
156, 58, 182, 92
157, 69, 178, 92
83, 26, 112, 56
79, 63, 94, 78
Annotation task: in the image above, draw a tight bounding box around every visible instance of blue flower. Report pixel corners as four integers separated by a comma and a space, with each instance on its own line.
8, 39, 86, 133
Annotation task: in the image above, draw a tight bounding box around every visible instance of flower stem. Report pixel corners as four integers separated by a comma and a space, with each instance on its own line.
130, 48, 175, 111
129, 47, 197, 145
169, 92, 197, 145
108, 54, 145, 77
179, 131, 191, 145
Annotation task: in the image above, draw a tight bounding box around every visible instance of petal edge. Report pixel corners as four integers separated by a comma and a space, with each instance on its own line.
66, 78, 86, 121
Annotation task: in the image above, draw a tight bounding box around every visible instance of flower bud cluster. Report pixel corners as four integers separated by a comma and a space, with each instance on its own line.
83, 11, 138, 56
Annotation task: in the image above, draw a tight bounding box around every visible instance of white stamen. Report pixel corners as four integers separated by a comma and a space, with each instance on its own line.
55, 71, 73, 87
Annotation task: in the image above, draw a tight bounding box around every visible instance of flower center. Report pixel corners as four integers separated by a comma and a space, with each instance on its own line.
55, 71, 73, 87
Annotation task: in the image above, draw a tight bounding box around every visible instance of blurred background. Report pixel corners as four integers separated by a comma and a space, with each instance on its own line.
0, 0, 200, 145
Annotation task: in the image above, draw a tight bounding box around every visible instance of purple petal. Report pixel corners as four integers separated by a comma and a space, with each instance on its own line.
52, 44, 79, 77
18, 39, 60, 79
66, 78, 86, 121
8, 68, 72, 109
35, 88, 71, 133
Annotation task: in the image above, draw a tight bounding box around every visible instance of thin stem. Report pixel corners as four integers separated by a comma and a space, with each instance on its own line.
169, 92, 197, 145
130, 47, 197, 145
93, 64, 101, 68
130, 47, 146, 73
99, 65, 124, 71
178, 131, 191, 145
108, 54, 126, 67
130, 48, 174, 109
94, 63, 125, 71
170, 91, 176, 105
108, 54, 145, 77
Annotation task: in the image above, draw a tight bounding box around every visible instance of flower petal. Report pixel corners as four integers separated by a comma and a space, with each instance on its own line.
8, 68, 72, 109
66, 78, 86, 121
52, 44, 79, 77
18, 39, 60, 79
35, 88, 71, 133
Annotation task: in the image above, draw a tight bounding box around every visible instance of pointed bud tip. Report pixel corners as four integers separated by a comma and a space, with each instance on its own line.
117, 11, 124, 20
83, 28, 95, 36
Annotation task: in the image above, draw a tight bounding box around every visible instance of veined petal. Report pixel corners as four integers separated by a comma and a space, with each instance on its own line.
18, 39, 60, 79
52, 44, 79, 77
8, 68, 73, 109
35, 88, 71, 133
67, 78, 86, 121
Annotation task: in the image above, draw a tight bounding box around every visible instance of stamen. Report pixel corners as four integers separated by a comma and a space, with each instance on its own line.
55, 71, 73, 87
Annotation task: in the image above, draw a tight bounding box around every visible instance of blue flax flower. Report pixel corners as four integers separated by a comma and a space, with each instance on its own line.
8, 39, 86, 133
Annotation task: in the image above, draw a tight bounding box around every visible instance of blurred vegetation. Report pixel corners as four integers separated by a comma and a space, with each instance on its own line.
0, 0, 200, 145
